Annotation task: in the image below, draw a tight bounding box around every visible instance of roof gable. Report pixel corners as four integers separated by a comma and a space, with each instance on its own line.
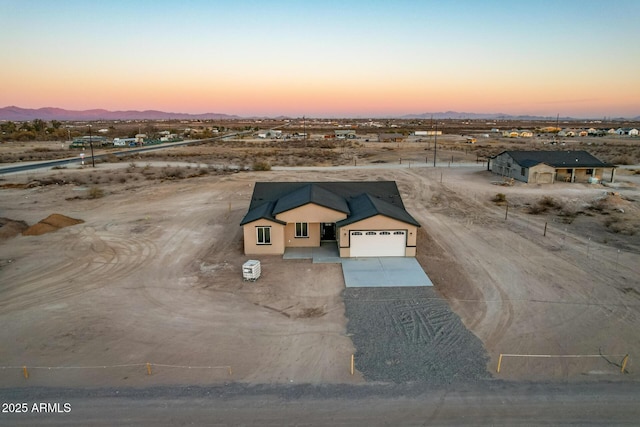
239, 201, 286, 226
336, 193, 421, 227
272, 183, 349, 215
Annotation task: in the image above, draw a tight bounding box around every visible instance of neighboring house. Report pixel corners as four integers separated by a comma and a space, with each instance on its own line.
519, 130, 533, 138
378, 133, 405, 142
629, 128, 639, 137
489, 150, 616, 184
502, 130, 520, 138
258, 130, 282, 139
334, 129, 356, 139
240, 181, 420, 257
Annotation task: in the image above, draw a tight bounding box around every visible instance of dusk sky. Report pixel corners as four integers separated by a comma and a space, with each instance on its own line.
2, 0, 639, 118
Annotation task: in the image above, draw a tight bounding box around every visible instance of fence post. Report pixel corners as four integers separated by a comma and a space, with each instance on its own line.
146, 362, 152, 375
496, 354, 504, 373
621, 355, 629, 373
23, 365, 29, 379
350, 354, 354, 376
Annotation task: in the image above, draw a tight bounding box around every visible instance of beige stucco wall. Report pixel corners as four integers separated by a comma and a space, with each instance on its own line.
274, 203, 347, 248
528, 163, 556, 183
243, 219, 285, 255
275, 203, 347, 223
284, 222, 320, 247
338, 215, 418, 257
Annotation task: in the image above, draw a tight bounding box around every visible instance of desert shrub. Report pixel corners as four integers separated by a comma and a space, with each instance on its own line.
605, 217, 637, 235
612, 155, 632, 165
539, 196, 561, 209
161, 167, 184, 179
87, 186, 104, 199
252, 161, 272, 171
492, 193, 506, 203
528, 196, 562, 214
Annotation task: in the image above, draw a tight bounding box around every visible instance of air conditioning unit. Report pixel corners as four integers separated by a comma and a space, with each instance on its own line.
242, 260, 261, 281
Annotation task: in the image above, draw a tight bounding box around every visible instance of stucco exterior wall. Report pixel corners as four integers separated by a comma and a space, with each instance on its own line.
527, 163, 556, 183
275, 203, 347, 223
242, 219, 285, 255
284, 222, 320, 247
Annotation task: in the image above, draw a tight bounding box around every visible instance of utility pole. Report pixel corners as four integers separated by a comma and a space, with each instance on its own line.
433, 121, 438, 167
88, 124, 95, 167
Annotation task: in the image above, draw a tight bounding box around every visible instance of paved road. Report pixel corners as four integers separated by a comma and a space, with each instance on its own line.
1, 381, 638, 426
0, 132, 249, 175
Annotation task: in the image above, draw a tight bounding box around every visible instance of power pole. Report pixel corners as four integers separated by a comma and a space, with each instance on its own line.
88, 124, 95, 168
433, 121, 437, 167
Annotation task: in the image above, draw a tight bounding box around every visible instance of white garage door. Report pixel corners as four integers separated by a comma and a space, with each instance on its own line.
350, 230, 406, 257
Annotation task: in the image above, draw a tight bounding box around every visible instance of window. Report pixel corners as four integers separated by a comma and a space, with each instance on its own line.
521, 167, 525, 176
586, 169, 593, 174
365, 231, 377, 235
256, 226, 271, 245
351, 231, 362, 235
393, 231, 405, 235
380, 231, 391, 235
295, 222, 308, 238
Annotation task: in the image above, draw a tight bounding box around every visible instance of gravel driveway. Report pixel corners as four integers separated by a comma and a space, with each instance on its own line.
344, 287, 490, 384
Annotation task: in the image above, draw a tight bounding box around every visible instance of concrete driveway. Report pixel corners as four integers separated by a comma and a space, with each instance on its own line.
342, 257, 433, 287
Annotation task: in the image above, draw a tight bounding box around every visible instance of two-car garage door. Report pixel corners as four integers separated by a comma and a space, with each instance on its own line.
349, 230, 406, 257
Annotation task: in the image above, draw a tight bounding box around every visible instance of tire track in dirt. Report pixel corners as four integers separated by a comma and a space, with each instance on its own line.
0, 226, 157, 313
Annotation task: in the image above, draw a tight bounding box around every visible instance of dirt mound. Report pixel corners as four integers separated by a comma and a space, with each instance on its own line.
0, 217, 29, 239
22, 214, 84, 236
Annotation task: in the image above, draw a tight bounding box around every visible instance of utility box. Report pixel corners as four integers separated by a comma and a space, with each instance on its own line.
242, 260, 261, 281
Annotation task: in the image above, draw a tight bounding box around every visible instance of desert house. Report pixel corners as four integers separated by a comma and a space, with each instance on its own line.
240, 181, 420, 257
489, 150, 616, 184
334, 129, 357, 139
378, 133, 406, 142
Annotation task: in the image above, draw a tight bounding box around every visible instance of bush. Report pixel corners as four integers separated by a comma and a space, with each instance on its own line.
252, 161, 272, 171
528, 195, 562, 214
87, 186, 104, 199
491, 193, 506, 203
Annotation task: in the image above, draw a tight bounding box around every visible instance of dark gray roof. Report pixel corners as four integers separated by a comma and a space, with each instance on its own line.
272, 183, 349, 215
336, 193, 421, 227
239, 201, 286, 226
240, 181, 420, 227
498, 151, 613, 168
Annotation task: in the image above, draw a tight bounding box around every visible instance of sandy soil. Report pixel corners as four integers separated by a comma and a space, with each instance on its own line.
0, 161, 639, 387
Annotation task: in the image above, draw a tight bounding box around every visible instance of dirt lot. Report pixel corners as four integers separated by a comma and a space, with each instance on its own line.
0, 153, 639, 387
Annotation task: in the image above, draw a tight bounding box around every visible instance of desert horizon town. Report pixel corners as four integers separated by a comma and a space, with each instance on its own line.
1, 108, 640, 423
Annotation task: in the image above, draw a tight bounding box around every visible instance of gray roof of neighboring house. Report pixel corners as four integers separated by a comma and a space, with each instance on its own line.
240, 181, 420, 227
496, 151, 613, 168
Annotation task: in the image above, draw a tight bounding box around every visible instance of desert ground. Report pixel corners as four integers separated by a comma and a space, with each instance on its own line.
1, 133, 639, 390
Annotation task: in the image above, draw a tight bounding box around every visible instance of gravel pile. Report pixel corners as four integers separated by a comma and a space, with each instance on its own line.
344, 287, 491, 384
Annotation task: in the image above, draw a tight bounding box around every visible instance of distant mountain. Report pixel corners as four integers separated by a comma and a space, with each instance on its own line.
400, 111, 577, 121
0, 106, 240, 121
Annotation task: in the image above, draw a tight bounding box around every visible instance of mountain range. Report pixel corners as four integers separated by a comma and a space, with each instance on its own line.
0, 106, 638, 121
0, 106, 240, 121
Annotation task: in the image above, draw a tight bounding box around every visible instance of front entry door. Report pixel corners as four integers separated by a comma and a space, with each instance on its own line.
321, 223, 336, 241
